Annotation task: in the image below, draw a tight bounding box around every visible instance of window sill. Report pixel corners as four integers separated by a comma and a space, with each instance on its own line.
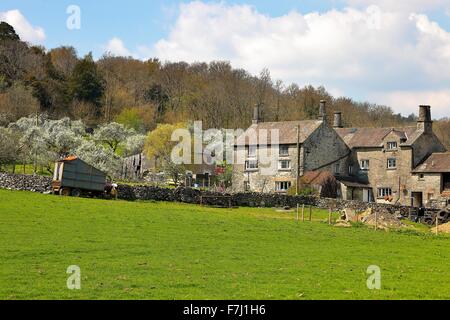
387, 168, 397, 171
245, 169, 259, 172
278, 168, 291, 172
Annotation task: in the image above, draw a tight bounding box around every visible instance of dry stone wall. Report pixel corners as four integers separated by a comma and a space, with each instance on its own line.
0, 173, 434, 216
0, 173, 52, 193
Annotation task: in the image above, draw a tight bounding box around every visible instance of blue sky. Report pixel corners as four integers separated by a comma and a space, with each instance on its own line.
0, 0, 351, 57
1, 0, 450, 118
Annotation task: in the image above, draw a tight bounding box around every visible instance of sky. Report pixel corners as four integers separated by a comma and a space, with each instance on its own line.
1, 0, 450, 119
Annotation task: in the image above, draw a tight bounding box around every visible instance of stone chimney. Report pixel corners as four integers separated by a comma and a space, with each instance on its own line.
252, 104, 260, 124
318, 100, 327, 121
417, 105, 432, 133
333, 112, 343, 128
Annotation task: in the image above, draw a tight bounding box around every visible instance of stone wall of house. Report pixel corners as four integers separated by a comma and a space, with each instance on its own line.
303, 122, 350, 174
411, 131, 446, 168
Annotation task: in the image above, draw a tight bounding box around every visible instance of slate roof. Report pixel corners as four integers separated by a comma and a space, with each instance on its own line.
235, 120, 323, 146
334, 127, 417, 149
412, 153, 450, 173
337, 176, 371, 188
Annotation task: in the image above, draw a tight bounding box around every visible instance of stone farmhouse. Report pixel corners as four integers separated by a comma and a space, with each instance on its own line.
232, 101, 350, 193
233, 103, 450, 207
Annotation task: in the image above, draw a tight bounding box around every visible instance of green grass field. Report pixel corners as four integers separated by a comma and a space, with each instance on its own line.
0, 189, 449, 300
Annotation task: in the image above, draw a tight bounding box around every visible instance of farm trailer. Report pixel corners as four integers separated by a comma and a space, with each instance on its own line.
52, 156, 107, 197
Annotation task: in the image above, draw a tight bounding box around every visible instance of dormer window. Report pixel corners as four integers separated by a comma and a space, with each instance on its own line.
279, 145, 289, 156
247, 145, 257, 158
387, 141, 398, 150
334, 163, 340, 174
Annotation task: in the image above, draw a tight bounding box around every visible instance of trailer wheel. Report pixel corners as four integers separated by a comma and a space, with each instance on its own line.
59, 188, 71, 196
437, 210, 448, 221
71, 188, 82, 197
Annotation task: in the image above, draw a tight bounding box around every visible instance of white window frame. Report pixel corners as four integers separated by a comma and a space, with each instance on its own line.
360, 159, 369, 170
377, 187, 392, 198
276, 181, 292, 192
279, 160, 291, 170
245, 159, 258, 170
387, 158, 397, 169
387, 141, 398, 150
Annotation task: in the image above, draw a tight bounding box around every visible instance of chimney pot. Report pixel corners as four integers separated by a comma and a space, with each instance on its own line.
318, 100, 327, 121
333, 112, 343, 128
252, 104, 260, 124
417, 105, 432, 133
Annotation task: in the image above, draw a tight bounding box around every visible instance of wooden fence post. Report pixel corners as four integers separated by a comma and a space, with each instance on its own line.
309, 205, 312, 221
302, 204, 305, 222
375, 210, 378, 231
328, 208, 332, 225
436, 216, 439, 236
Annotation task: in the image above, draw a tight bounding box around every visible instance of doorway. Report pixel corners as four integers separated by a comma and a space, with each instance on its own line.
411, 192, 423, 207
363, 188, 373, 202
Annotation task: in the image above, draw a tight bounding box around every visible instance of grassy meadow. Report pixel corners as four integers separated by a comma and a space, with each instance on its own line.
0, 189, 449, 300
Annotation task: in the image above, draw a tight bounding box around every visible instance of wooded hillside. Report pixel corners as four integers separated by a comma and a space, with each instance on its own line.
0, 22, 448, 149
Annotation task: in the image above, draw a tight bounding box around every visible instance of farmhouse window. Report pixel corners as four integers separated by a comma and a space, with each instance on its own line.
334, 162, 340, 174
387, 141, 398, 150
276, 181, 291, 192
245, 160, 258, 170
377, 188, 392, 198
279, 145, 289, 156
387, 158, 397, 169
279, 160, 291, 170
348, 165, 354, 175
360, 160, 369, 170
247, 145, 257, 158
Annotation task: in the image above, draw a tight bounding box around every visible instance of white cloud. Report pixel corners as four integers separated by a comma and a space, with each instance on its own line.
0, 9, 45, 44
371, 90, 450, 119
151, 1, 450, 118
104, 37, 133, 57
345, 0, 450, 12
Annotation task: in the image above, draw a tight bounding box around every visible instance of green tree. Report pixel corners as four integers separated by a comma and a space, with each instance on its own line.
145, 123, 187, 184
0, 22, 20, 41
115, 107, 144, 132
69, 53, 105, 114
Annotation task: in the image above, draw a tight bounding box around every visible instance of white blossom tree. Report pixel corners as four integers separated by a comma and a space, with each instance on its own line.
122, 134, 146, 157
93, 122, 134, 153
75, 140, 121, 178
